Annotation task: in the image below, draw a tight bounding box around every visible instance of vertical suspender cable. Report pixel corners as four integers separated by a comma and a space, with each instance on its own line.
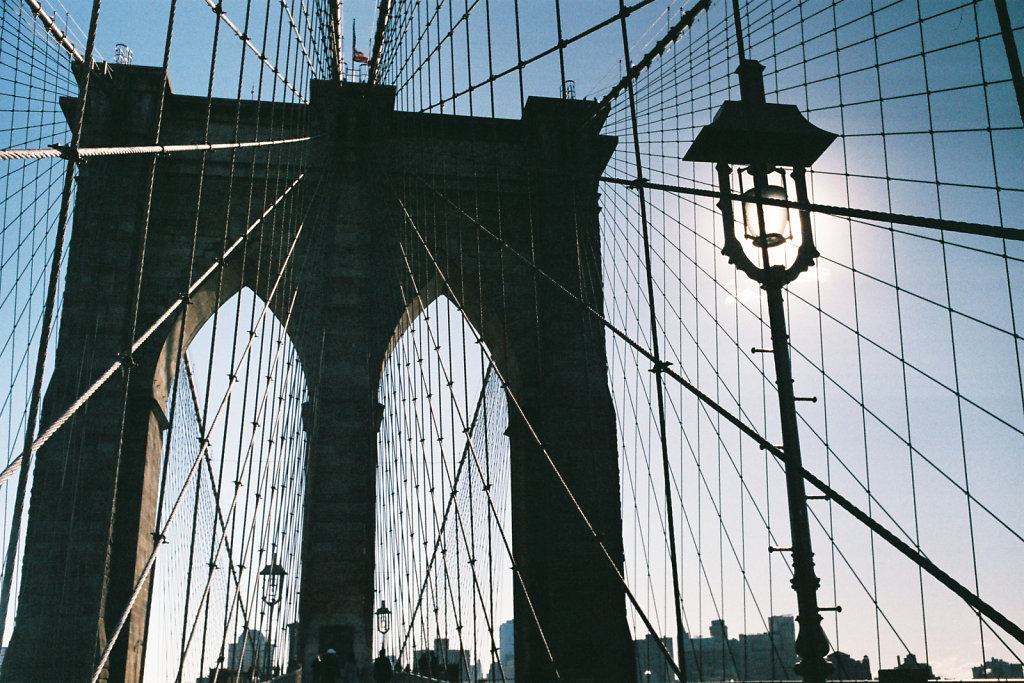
615, 2, 686, 679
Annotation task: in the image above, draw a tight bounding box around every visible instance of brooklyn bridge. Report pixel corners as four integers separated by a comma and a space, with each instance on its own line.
0, 0, 1021, 681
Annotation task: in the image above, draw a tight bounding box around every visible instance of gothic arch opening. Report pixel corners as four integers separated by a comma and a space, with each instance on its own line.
143, 287, 309, 682
374, 294, 514, 680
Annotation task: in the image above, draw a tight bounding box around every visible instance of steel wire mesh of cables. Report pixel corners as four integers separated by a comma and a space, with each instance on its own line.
0, 0, 1022, 681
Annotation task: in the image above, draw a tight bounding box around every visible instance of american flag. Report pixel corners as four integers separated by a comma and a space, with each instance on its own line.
353, 48, 369, 64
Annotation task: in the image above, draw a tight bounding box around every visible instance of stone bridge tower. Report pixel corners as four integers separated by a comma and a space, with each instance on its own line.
2, 64, 634, 683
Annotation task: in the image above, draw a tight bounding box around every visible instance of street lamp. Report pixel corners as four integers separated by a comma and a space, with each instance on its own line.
259, 558, 288, 606
684, 56, 837, 683
375, 600, 392, 635
258, 557, 288, 678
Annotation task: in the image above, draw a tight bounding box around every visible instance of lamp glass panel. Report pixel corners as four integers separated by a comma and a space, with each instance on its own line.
741, 184, 791, 245
265, 576, 281, 604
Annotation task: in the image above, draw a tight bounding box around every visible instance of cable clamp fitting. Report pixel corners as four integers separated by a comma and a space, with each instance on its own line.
649, 360, 672, 374
50, 143, 81, 163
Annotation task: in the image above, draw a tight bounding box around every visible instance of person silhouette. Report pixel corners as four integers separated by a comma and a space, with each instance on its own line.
373, 648, 393, 682
320, 648, 340, 683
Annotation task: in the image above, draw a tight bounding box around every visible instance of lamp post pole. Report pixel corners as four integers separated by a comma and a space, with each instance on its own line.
691, 61, 837, 683
727, 165, 832, 683
752, 163, 832, 683
765, 271, 831, 683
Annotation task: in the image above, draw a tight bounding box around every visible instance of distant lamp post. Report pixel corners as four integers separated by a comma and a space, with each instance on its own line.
684, 57, 837, 683
260, 558, 288, 606
375, 600, 392, 635
259, 557, 287, 678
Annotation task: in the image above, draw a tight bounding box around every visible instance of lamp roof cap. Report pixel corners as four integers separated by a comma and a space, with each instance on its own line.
683, 99, 836, 167
259, 562, 287, 576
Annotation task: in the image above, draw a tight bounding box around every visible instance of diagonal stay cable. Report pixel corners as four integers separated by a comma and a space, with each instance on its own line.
0, 173, 305, 488
378, 0, 694, 109
400, 326, 494, 676
277, 0, 315, 75
607, 181, 1024, 551
408, 170, 1024, 649
600, 0, 712, 110
20, 0, 84, 64
179, 354, 259, 660
177, 315, 302, 679
90, 291, 297, 683
390, 365, 493, 665
614, 2, 689, 677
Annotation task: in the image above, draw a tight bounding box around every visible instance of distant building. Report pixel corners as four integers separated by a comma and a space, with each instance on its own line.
634, 634, 676, 682
488, 619, 515, 682
196, 668, 256, 683
226, 628, 273, 677
683, 616, 797, 681
879, 653, 935, 683
413, 637, 473, 681
973, 658, 1024, 679
828, 651, 871, 680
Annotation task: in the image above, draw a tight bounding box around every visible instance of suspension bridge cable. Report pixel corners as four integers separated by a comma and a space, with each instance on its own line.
617, 1, 688, 677
19, 0, 83, 64
600, 176, 1024, 241
397, 326, 505, 680
613, 172, 1024, 558
0, 135, 318, 161
201, 0, 308, 102
89, 288, 298, 683
602, 0, 712, 110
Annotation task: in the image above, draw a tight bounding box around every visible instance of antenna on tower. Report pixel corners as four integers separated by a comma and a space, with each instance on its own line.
114, 43, 132, 65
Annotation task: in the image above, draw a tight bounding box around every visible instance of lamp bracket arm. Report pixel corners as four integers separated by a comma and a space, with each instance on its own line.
721, 233, 765, 282
717, 161, 766, 283
780, 241, 818, 285
780, 164, 819, 285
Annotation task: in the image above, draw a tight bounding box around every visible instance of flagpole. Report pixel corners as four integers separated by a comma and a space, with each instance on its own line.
352, 18, 356, 82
